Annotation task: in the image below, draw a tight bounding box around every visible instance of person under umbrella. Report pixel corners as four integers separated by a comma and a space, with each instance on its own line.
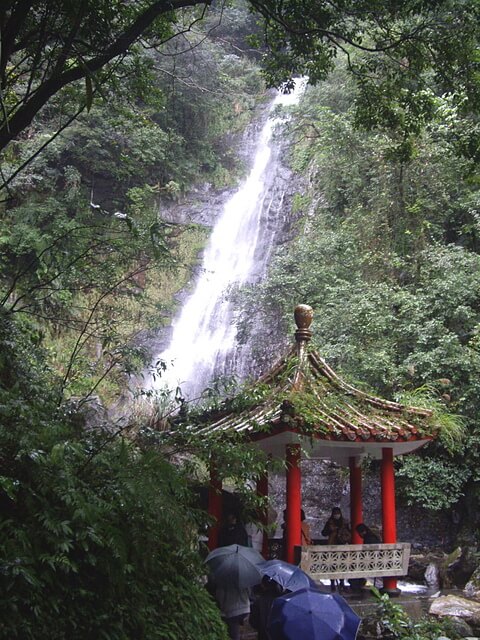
250, 576, 285, 640
268, 587, 361, 640
205, 544, 264, 589
215, 581, 251, 640
205, 544, 264, 640
258, 559, 320, 593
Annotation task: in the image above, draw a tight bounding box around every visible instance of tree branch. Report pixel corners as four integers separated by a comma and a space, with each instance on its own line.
0, 0, 210, 151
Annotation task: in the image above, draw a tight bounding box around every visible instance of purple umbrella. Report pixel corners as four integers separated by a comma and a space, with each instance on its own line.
268, 587, 361, 640
258, 559, 319, 592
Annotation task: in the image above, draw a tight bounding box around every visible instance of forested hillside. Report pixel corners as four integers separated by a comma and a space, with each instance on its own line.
0, 3, 266, 637
1, 3, 264, 401
239, 60, 480, 522
1, 1, 480, 638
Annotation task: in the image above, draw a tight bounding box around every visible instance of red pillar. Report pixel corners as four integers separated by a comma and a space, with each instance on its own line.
381, 447, 399, 594
285, 444, 302, 564
349, 457, 363, 544
208, 460, 222, 550
256, 472, 269, 558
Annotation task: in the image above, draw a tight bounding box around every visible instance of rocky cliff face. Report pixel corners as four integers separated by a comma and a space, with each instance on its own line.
268, 459, 455, 550
141, 90, 309, 392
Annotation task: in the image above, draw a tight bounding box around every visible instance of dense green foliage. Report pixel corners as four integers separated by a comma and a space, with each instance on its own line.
0, 4, 265, 638
249, 0, 480, 160
0, 0, 210, 152
1, 6, 263, 400
0, 311, 229, 639
364, 587, 461, 640
238, 59, 480, 517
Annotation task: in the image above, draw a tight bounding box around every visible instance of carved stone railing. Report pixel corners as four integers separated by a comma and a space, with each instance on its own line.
299, 543, 411, 581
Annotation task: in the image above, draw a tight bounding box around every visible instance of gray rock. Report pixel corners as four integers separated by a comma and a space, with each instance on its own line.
445, 547, 478, 589
64, 395, 114, 432
448, 617, 474, 637
429, 594, 480, 628
425, 562, 441, 589
465, 565, 480, 601
450, 618, 473, 638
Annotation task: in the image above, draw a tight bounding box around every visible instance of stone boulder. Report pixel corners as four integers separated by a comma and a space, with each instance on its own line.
64, 395, 115, 432
443, 547, 478, 589
447, 616, 474, 638
408, 552, 444, 585
465, 566, 480, 601
429, 595, 480, 634
425, 562, 441, 589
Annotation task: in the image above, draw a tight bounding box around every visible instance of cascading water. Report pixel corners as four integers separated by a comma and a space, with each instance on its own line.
151, 80, 306, 400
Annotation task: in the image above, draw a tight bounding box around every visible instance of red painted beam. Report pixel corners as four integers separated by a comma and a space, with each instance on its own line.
381, 447, 399, 593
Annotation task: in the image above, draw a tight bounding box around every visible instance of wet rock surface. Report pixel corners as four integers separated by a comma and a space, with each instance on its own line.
445, 547, 480, 589
65, 395, 116, 432
268, 461, 454, 547
465, 566, 480, 601
429, 595, 480, 633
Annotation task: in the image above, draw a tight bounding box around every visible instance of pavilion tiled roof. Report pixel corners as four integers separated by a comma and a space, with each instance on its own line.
196, 305, 437, 449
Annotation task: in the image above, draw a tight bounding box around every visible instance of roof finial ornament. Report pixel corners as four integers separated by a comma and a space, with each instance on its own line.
294, 304, 313, 343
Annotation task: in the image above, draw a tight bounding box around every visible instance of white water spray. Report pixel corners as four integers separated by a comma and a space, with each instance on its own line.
151, 80, 306, 400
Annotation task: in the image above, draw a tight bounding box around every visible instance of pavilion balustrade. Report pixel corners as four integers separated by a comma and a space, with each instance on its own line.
299, 543, 411, 582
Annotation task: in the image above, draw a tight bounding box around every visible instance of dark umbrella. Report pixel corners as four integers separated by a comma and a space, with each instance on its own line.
258, 559, 319, 592
205, 544, 264, 589
268, 587, 361, 640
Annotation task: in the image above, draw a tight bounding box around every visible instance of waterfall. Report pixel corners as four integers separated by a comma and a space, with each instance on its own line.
151, 79, 306, 401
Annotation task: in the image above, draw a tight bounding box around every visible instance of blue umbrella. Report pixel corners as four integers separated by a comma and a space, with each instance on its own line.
268, 587, 361, 640
258, 559, 319, 592
205, 544, 264, 589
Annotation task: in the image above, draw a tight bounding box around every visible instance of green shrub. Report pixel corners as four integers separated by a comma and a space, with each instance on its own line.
0, 314, 227, 639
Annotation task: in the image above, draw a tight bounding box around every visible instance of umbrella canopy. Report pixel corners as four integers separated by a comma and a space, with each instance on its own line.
258, 559, 319, 592
205, 544, 264, 589
268, 587, 361, 640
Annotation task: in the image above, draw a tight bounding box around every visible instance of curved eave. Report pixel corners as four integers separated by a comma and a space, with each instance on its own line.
198, 396, 435, 445
247, 424, 432, 464
190, 347, 437, 452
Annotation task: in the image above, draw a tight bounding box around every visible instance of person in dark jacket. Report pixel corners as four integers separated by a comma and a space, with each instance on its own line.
321, 507, 350, 592
218, 512, 249, 547
321, 507, 350, 544
349, 522, 382, 592
356, 523, 381, 544
249, 576, 284, 640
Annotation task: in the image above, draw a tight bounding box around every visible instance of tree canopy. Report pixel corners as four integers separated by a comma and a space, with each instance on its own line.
0, 0, 208, 152
2, 0, 480, 162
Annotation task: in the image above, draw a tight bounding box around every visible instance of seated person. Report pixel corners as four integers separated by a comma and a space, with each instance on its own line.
349, 523, 382, 593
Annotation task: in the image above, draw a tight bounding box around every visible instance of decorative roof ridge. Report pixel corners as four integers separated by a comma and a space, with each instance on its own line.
307, 351, 432, 418
256, 346, 297, 385
175, 304, 437, 449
